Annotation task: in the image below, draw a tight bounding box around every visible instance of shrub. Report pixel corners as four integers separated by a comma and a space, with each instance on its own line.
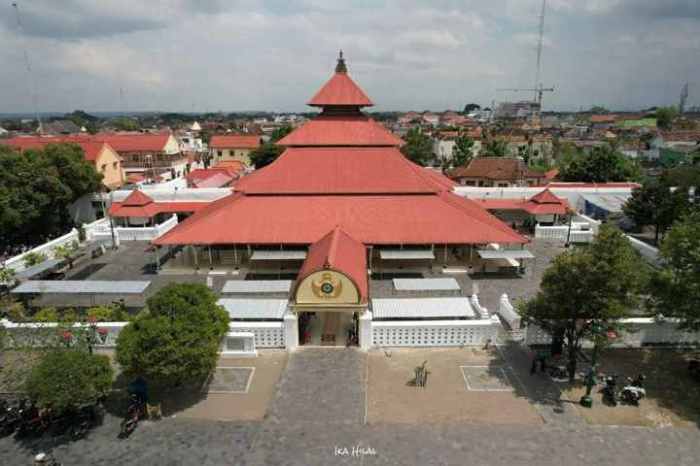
25, 350, 113, 413
34, 307, 59, 322
23, 251, 47, 268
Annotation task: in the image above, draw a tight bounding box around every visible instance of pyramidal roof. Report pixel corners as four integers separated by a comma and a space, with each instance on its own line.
529, 188, 563, 205
122, 190, 153, 207
307, 51, 373, 107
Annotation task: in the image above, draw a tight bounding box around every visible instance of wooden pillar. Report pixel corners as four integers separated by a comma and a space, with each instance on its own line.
233, 244, 238, 264
193, 245, 199, 270
208, 245, 213, 270
444, 244, 448, 264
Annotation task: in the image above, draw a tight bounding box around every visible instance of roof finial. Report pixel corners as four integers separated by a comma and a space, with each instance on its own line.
335, 49, 347, 73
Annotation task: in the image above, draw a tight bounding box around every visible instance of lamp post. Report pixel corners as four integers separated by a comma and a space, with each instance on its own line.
580, 321, 617, 408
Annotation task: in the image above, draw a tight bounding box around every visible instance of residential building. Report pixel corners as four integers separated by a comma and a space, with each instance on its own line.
39, 119, 81, 135
209, 134, 261, 166
447, 157, 546, 187
2, 136, 125, 190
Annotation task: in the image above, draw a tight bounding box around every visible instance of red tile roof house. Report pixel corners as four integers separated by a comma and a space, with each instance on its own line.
447, 157, 547, 187
151, 52, 528, 300
208, 134, 261, 167
93, 132, 186, 181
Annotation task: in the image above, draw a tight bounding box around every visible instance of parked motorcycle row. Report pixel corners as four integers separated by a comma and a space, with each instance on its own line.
601, 374, 647, 407
0, 398, 103, 440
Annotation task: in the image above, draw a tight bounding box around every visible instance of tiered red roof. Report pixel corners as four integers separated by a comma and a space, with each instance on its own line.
473, 188, 570, 216
296, 226, 368, 303
307, 52, 373, 107
109, 190, 208, 218
186, 167, 239, 188
153, 53, 527, 247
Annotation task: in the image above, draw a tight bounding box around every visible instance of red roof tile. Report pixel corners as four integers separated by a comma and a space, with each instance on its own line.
234, 147, 441, 195
109, 200, 208, 218
448, 157, 544, 181
472, 189, 570, 216
186, 168, 235, 188
209, 134, 261, 149
296, 226, 368, 303
277, 115, 402, 146
122, 190, 153, 207
2, 136, 111, 163
308, 72, 373, 107
153, 193, 527, 246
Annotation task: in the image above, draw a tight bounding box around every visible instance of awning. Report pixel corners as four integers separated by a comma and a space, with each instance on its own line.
581, 194, 628, 213
379, 249, 435, 260
12, 280, 150, 294
477, 250, 535, 260
393, 278, 460, 291
371, 297, 475, 319
250, 250, 307, 261
15, 259, 64, 280
221, 280, 292, 294
217, 299, 288, 320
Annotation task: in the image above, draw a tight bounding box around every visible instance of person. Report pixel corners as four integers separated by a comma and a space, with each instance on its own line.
127, 376, 148, 404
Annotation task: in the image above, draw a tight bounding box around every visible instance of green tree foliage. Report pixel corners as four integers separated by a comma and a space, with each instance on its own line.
589, 106, 609, 114
23, 251, 47, 268
655, 106, 678, 130
463, 103, 481, 114
451, 135, 475, 168
116, 284, 229, 390
0, 267, 16, 287
520, 226, 646, 381
65, 110, 98, 130
270, 125, 293, 143
649, 211, 700, 330
0, 143, 102, 249
25, 350, 113, 413
400, 127, 433, 166
623, 179, 690, 244
482, 138, 509, 157
111, 117, 140, 131
249, 142, 284, 169
558, 144, 639, 183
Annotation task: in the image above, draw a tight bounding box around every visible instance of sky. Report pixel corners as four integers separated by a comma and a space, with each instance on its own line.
0, 0, 698, 113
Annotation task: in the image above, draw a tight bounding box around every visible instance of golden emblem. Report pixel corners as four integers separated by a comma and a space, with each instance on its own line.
311, 272, 342, 298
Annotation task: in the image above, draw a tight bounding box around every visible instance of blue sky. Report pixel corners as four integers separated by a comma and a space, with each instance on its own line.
0, 0, 698, 113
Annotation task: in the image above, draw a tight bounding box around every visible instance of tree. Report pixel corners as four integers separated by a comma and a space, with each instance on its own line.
249, 142, 284, 169
112, 117, 140, 131
0, 143, 102, 250
115, 284, 229, 390
270, 125, 292, 143
451, 135, 475, 168
0, 267, 16, 287
558, 144, 639, 183
54, 241, 80, 268
482, 137, 509, 157
463, 103, 481, 114
25, 350, 113, 413
589, 106, 609, 114
655, 106, 678, 130
623, 179, 690, 244
520, 225, 646, 382
649, 211, 700, 331
400, 127, 433, 166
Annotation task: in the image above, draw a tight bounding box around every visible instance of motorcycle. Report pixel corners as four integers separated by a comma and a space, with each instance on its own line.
0, 400, 22, 437
119, 394, 145, 439
16, 402, 48, 438
619, 374, 646, 406
601, 375, 618, 406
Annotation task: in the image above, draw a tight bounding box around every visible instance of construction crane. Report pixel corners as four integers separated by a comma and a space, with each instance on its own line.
496, 0, 554, 120
680, 82, 689, 114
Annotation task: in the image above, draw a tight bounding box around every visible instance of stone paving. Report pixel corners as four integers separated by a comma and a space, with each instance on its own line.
2, 346, 700, 465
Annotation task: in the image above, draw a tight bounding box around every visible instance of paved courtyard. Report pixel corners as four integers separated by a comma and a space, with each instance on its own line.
2, 347, 700, 465
367, 348, 543, 425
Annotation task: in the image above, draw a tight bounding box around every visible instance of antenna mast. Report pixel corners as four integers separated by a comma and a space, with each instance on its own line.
534, 0, 547, 102
12, 2, 41, 129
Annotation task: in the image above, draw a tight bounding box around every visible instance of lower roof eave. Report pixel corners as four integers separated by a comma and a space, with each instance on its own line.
152, 238, 529, 247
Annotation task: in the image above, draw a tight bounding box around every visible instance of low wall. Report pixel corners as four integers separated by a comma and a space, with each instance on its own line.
228, 321, 285, 348
626, 235, 661, 267
3, 229, 80, 273
372, 316, 501, 347
534, 225, 594, 243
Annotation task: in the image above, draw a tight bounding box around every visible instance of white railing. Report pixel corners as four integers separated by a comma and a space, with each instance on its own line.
497, 293, 521, 330
83, 218, 111, 242
112, 215, 179, 242
534, 225, 594, 243
573, 213, 602, 235
229, 321, 285, 348
3, 229, 80, 273
372, 316, 502, 347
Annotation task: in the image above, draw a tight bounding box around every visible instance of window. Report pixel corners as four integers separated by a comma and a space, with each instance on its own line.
101, 164, 107, 172
498, 183, 509, 187
113, 162, 118, 169
465, 180, 476, 186
218, 150, 223, 157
